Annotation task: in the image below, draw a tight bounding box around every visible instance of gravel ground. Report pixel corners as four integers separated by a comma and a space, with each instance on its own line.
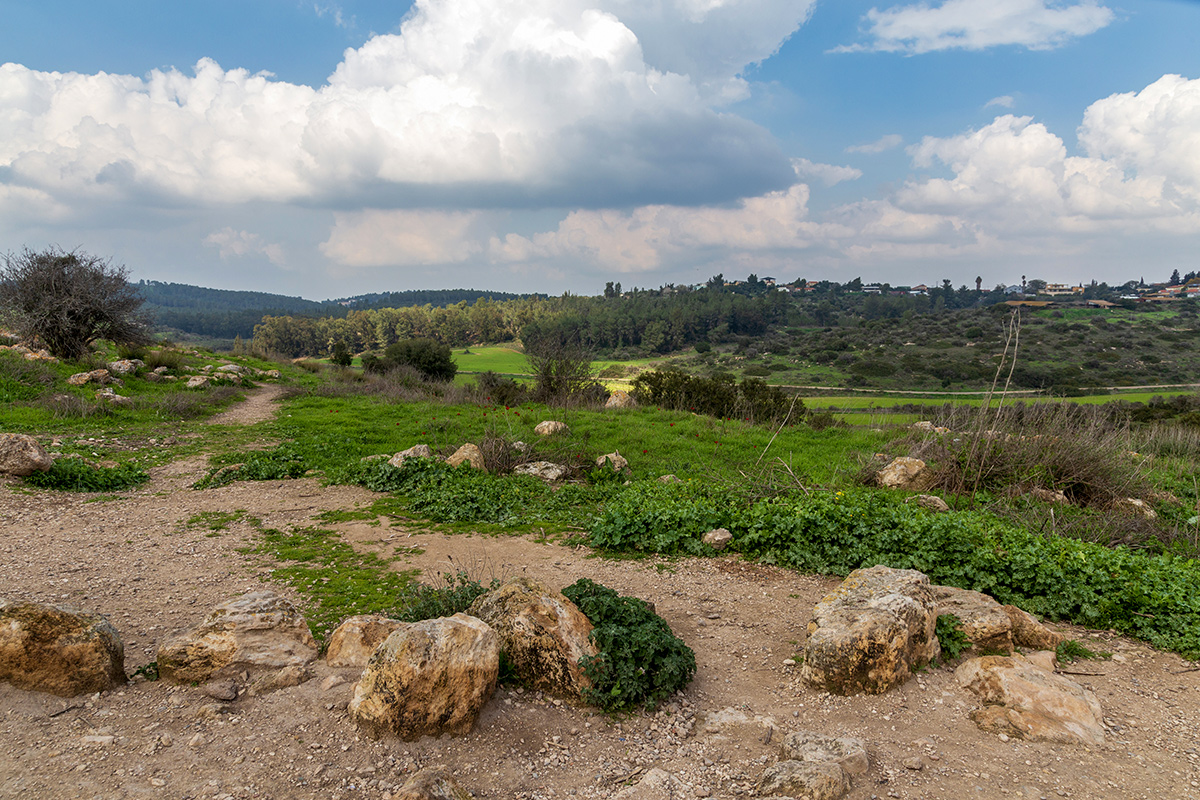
2, 389, 1198, 800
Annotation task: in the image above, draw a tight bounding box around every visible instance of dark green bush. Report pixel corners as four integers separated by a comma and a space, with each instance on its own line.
25, 458, 149, 492
192, 445, 310, 489
936, 614, 970, 661
563, 578, 696, 711
631, 368, 795, 422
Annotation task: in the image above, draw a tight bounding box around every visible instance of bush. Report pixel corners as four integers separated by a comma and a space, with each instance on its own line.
0, 247, 151, 360
562, 578, 696, 711
473, 371, 528, 407
631, 368, 796, 423
396, 571, 499, 622
25, 458, 149, 492
330, 341, 353, 367
385, 338, 456, 381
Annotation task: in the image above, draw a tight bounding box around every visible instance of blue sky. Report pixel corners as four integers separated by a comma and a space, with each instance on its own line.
2, 0, 1199, 298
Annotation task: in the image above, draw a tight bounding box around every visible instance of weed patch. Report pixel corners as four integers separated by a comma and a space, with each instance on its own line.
24, 458, 149, 492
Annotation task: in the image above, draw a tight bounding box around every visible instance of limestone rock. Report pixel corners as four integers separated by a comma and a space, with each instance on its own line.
0, 433, 53, 476
1030, 487, 1068, 504
215, 364, 246, 374
106, 359, 142, 375
349, 613, 498, 740
1004, 605, 1063, 651
534, 420, 569, 436
604, 390, 637, 410
956, 654, 1105, 745
445, 443, 485, 471
389, 444, 433, 469
186, 376, 211, 389
802, 566, 939, 695
780, 730, 868, 776
327, 615, 407, 668
466, 577, 596, 698
934, 585, 1061, 655
512, 461, 568, 482
595, 451, 629, 472
876, 456, 932, 491
757, 761, 847, 800
394, 766, 475, 800
1115, 497, 1157, 519
66, 369, 111, 386
248, 664, 312, 695
157, 591, 318, 684
0, 599, 126, 697
702, 528, 733, 550
914, 494, 950, 513
611, 767, 687, 800
94, 388, 133, 407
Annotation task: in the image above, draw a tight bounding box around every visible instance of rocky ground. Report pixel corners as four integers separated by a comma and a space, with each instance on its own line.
2, 388, 1199, 800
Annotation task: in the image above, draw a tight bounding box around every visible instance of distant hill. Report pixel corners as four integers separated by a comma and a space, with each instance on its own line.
136, 281, 539, 340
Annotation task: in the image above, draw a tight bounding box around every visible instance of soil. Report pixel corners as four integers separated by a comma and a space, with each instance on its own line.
2, 388, 1199, 800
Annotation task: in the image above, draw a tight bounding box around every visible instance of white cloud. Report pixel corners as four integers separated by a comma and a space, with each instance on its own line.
204, 228, 287, 265
846, 134, 904, 154
1077, 74, 1200, 202
0, 0, 805, 217
985, 95, 1015, 108
839, 0, 1114, 54
320, 209, 484, 267
489, 182, 848, 272
791, 158, 862, 186
312, 3, 353, 30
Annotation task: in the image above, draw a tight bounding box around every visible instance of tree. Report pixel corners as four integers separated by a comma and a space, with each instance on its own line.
383, 338, 457, 381
0, 247, 150, 360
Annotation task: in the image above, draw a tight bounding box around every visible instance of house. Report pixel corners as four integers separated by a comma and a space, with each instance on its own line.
909, 284, 929, 296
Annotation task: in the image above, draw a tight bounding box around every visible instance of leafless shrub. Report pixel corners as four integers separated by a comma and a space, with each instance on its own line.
136, 385, 242, 419
37, 393, 112, 419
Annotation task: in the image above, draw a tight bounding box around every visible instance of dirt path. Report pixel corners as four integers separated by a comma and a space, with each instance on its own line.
1, 396, 1199, 799
206, 384, 288, 426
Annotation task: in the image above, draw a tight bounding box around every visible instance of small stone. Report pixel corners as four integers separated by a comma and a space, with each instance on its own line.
903, 756, 924, 770
188, 734, 205, 748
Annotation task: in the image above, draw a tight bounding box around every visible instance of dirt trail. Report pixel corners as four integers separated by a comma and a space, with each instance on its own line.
1, 390, 1198, 800
206, 384, 288, 426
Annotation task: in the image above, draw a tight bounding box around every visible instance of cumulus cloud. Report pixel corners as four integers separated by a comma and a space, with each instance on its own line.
0, 0, 805, 218
838, 0, 1114, 54
791, 158, 862, 186
204, 228, 287, 265
320, 209, 484, 267
846, 134, 904, 154
489, 182, 850, 272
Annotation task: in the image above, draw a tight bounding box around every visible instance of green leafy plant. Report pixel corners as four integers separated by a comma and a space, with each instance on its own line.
24, 458, 149, 492
562, 578, 696, 712
936, 614, 971, 661
1056, 639, 1112, 663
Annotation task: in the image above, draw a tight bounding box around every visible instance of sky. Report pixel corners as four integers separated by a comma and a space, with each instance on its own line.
2, 0, 1199, 299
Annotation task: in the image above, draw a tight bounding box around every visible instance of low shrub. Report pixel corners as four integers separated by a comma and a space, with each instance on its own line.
192, 444, 310, 489
562, 578, 696, 711
396, 571, 499, 622
25, 458, 149, 492
588, 485, 1200, 659
935, 614, 970, 661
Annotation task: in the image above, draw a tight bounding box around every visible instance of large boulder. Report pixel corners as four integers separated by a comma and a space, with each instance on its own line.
389, 444, 433, 469
956, 654, 1105, 745
757, 761, 847, 800
395, 766, 475, 800
512, 461, 569, 482
934, 585, 1062, 655
876, 456, 933, 491
326, 615, 407, 668
0, 599, 126, 696
604, 390, 637, 410
445, 443, 485, 471
0, 433, 53, 476
348, 613, 498, 740
779, 731, 869, 776
466, 577, 597, 698
534, 420, 569, 436
156, 591, 318, 684
801, 566, 939, 695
